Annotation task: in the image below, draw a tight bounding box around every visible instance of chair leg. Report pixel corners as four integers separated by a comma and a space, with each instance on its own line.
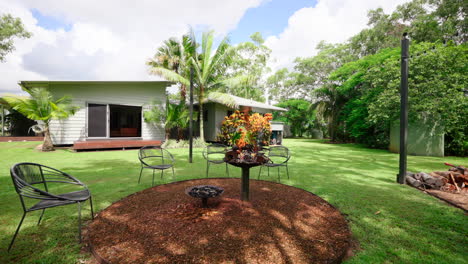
258, 166, 262, 179
286, 164, 290, 179
226, 163, 229, 177
278, 166, 280, 182
89, 196, 94, 219
161, 169, 164, 179
138, 167, 143, 184
206, 162, 210, 177
152, 170, 155, 186
268, 166, 270, 177
8, 212, 27, 252
77, 202, 82, 243
172, 166, 175, 178
37, 209, 46, 225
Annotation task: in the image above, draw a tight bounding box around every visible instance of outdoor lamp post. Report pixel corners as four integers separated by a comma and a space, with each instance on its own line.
397, 33, 409, 184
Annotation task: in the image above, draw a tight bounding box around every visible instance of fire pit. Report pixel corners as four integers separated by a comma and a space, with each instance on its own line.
185, 185, 224, 208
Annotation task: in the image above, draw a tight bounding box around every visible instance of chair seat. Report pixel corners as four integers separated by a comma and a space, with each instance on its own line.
209, 160, 226, 164
28, 189, 91, 211
264, 162, 285, 167
143, 164, 173, 170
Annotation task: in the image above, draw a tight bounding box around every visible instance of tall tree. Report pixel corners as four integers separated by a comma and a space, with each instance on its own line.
273, 99, 314, 137
224, 32, 271, 101
147, 35, 195, 102
0, 14, 31, 62
4, 88, 78, 151
266, 68, 293, 103
149, 30, 246, 141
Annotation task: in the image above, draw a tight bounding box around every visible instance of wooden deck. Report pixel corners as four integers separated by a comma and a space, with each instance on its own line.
0, 136, 44, 142
73, 139, 161, 151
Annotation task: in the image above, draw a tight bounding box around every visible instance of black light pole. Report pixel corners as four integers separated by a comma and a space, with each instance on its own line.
189, 67, 194, 163
397, 33, 409, 184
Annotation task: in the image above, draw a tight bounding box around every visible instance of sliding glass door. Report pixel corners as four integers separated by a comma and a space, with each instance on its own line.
87, 103, 142, 138
109, 105, 142, 137
88, 104, 107, 137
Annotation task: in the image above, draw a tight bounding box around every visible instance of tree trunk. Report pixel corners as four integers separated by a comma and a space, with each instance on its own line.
199, 102, 204, 141
198, 86, 205, 142
165, 129, 170, 142
42, 124, 54, 151
180, 84, 187, 102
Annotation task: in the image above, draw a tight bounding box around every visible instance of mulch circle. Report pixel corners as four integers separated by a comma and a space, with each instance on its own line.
87, 178, 351, 264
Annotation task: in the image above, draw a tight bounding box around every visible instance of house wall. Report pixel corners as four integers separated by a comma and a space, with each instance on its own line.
201, 103, 231, 142
35, 82, 166, 145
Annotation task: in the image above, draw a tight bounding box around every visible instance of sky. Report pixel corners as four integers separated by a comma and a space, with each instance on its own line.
0, 0, 410, 94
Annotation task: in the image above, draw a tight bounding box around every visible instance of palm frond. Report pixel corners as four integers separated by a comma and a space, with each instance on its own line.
149, 67, 190, 86
207, 92, 238, 108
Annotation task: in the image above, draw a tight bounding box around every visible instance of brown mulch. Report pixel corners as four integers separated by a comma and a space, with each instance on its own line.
424, 189, 468, 212
87, 178, 351, 264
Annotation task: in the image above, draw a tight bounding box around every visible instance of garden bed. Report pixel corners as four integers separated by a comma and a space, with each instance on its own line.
87, 178, 351, 264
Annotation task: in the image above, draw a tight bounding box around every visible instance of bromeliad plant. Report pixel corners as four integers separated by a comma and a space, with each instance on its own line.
220, 111, 272, 149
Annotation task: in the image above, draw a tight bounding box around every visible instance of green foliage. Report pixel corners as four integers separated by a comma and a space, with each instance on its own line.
3, 88, 78, 151
268, 42, 356, 102
144, 100, 190, 140
329, 42, 467, 155
162, 137, 207, 149
279, 0, 467, 156
366, 42, 468, 155
223, 32, 271, 101
349, 0, 467, 57
3, 88, 78, 125
0, 14, 31, 62
273, 99, 315, 137
148, 30, 250, 141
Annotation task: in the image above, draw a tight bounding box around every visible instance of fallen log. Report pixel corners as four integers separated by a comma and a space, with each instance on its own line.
406, 176, 422, 188
450, 173, 461, 193
414, 172, 445, 189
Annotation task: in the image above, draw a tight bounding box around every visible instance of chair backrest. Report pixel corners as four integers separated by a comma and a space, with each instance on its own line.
10, 163, 46, 194
267, 146, 290, 164
139, 146, 173, 165
204, 143, 228, 162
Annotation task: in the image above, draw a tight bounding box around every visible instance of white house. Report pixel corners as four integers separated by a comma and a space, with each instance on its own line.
18, 81, 172, 150
197, 94, 287, 142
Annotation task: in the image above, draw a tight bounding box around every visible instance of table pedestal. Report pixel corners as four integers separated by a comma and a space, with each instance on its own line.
241, 167, 250, 201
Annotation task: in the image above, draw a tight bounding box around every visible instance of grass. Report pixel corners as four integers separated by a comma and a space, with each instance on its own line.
0, 139, 466, 263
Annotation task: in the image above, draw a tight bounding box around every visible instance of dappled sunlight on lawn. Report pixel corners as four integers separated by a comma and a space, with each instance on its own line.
0, 139, 466, 263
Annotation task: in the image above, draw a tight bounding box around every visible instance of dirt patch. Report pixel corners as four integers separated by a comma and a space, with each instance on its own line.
425, 189, 468, 211
87, 178, 351, 264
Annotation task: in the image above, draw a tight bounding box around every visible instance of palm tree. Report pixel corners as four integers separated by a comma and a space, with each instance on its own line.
149, 30, 248, 141
147, 35, 195, 102
4, 88, 78, 151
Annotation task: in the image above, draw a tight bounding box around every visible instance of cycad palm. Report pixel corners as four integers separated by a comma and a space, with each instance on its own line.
4, 88, 78, 151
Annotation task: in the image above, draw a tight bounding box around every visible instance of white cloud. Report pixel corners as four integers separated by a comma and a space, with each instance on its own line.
264, 0, 410, 70
0, 0, 264, 94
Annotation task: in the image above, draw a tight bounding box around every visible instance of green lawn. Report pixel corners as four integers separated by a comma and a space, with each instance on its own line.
0, 139, 466, 263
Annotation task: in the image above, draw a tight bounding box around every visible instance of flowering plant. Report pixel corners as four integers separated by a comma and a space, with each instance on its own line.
219, 111, 272, 151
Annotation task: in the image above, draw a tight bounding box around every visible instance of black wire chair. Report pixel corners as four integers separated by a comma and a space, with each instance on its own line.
258, 146, 291, 181
8, 162, 93, 252
202, 143, 229, 177
138, 146, 175, 185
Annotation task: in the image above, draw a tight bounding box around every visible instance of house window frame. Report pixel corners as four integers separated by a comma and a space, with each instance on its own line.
85, 102, 143, 139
